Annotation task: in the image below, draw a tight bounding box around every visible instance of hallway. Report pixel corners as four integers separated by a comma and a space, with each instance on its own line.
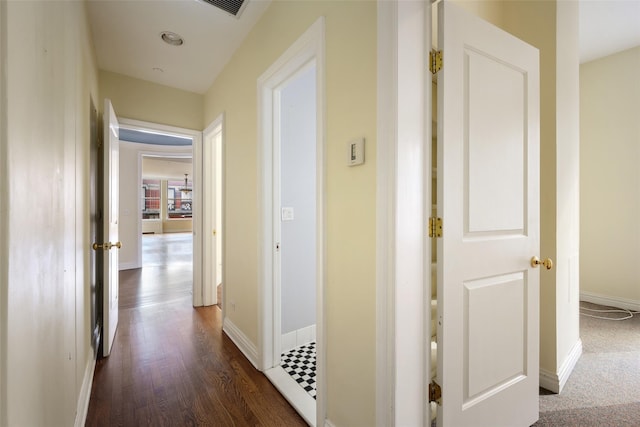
85, 233, 305, 426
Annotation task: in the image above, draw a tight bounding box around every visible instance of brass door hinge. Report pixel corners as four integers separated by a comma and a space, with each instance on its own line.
429, 49, 443, 74
429, 380, 442, 405
429, 217, 443, 238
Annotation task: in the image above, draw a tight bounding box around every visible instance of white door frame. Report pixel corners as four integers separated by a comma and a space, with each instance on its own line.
117, 118, 207, 307
376, 0, 430, 425
203, 114, 225, 307
257, 17, 326, 427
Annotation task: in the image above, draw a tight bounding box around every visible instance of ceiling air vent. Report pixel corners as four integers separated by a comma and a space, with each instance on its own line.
199, 0, 247, 17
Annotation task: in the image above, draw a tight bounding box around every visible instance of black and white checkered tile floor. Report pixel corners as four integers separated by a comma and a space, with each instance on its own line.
281, 342, 316, 399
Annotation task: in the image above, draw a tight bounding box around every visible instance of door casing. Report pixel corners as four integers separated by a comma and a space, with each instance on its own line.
375, 1, 430, 425
257, 17, 326, 427
203, 114, 224, 307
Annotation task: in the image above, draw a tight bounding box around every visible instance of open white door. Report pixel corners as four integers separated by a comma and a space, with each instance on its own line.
203, 118, 222, 305
436, 2, 540, 426
102, 98, 120, 357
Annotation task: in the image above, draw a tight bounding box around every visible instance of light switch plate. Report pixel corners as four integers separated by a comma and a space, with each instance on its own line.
347, 138, 365, 166
281, 207, 294, 221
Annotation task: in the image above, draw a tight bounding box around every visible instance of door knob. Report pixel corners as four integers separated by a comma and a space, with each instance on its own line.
92, 242, 121, 250
531, 256, 553, 270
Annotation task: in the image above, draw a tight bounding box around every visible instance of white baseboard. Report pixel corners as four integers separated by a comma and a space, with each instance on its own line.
539, 368, 557, 393
74, 354, 96, 427
580, 291, 640, 312
223, 317, 259, 369
281, 324, 316, 353
539, 338, 582, 394
324, 420, 336, 427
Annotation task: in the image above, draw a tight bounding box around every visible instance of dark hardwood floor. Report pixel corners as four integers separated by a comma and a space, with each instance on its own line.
85, 233, 305, 426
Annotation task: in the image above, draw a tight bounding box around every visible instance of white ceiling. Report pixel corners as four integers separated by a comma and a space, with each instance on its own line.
87, 0, 639, 95
579, 0, 640, 64
87, 0, 271, 94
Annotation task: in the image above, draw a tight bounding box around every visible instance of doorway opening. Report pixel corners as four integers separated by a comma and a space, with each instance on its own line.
273, 63, 318, 406
139, 155, 193, 277
258, 18, 325, 426
203, 115, 224, 311
139, 154, 194, 307
117, 118, 213, 307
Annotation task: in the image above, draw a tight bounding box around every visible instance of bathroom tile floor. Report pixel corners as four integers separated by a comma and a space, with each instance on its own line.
281, 342, 317, 399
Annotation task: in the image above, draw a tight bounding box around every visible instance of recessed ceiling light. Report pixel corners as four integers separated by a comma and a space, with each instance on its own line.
160, 31, 184, 46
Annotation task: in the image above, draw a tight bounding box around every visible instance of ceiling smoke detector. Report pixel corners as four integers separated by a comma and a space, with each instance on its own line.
160, 31, 184, 46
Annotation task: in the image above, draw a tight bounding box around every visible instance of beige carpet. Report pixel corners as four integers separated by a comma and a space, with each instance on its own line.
533, 302, 640, 426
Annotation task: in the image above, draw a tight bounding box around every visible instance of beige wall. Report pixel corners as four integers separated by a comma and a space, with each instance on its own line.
553, 0, 581, 378
1, 1, 99, 424
453, 0, 505, 27
204, 2, 377, 425
581, 46, 640, 304
100, 70, 204, 131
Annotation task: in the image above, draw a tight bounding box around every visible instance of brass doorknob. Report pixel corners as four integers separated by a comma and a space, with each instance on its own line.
531, 256, 553, 270
92, 242, 121, 250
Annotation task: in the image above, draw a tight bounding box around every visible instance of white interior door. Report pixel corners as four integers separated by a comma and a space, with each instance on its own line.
203, 119, 222, 305
436, 2, 540, 426
103, 98, 120, 357
216, 132, 222, 287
